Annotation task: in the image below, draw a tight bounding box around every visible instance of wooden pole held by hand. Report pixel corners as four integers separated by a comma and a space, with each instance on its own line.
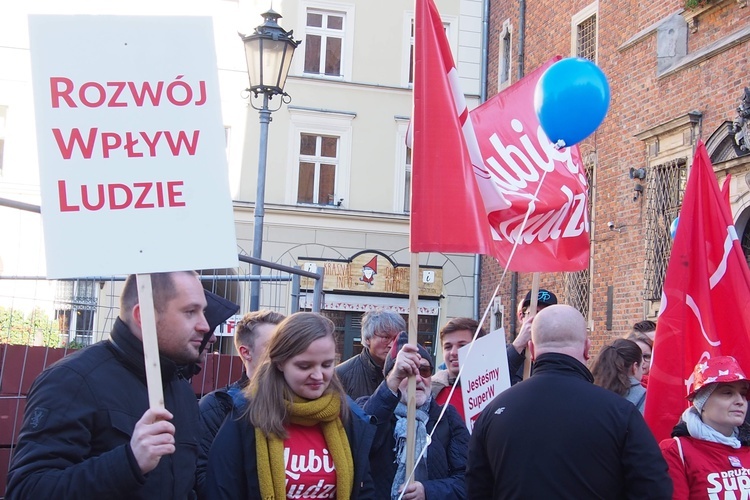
137, 274, 165, 411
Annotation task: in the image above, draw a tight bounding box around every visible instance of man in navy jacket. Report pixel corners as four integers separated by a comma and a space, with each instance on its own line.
6, 271, 231, 500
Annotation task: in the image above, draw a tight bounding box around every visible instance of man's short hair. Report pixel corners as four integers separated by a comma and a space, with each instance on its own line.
234, 310, 285, 353
120, 271, 198, 315
439, 317, 486, 343
361, 309, 406, 343
632, 320, 656, 334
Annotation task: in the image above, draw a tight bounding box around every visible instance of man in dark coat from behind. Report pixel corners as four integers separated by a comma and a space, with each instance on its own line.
466, 304, 673, 499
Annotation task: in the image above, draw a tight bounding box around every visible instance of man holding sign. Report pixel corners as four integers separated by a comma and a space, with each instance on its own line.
7, 271, 215, 499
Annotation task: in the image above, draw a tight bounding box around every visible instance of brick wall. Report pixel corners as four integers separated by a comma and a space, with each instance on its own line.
481, 0, 749, 355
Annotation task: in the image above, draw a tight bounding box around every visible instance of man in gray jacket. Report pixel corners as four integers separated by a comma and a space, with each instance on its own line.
336, 309, 405, 399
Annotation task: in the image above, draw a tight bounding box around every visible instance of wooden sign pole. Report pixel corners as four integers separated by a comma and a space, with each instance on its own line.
404, 253, 420, 487
522, 272, 541, 381
136, 273, 165, 410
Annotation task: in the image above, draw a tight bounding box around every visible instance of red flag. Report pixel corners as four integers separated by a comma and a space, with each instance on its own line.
410, 0, 589, 270
410, 0, 496, 255
644, 142, 750, 443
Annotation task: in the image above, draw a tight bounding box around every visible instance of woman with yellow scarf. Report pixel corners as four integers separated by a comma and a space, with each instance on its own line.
206, 312, 376, 499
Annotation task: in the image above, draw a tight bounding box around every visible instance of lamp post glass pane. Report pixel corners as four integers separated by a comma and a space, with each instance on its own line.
243, 37, 263, 89
244, 37, 292, 92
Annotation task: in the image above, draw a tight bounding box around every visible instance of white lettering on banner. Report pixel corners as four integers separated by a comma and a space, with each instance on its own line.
706, 469, 750, 499
482, 121, 582, 196
284, 447, 336, 480
286, 480, 336, 499
493, 185, 589, 244
709, 228, 739, 288
472, 116, 589, 245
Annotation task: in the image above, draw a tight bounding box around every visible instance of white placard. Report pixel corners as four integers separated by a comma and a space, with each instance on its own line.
28, 15, 238, 278
458, 329, 511, 432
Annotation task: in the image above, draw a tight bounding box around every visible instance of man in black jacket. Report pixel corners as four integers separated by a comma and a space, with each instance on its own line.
335, 309, 405, 399
467, 304, 673, 499
6, 271, 221, 500
198, 309, 284, 449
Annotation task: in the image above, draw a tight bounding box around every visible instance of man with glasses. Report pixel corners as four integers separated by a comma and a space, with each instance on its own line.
336, 309, 406, 399
359, 332, 469, 500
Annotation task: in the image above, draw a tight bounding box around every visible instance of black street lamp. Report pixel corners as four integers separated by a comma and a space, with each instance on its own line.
240, 9, 300, 311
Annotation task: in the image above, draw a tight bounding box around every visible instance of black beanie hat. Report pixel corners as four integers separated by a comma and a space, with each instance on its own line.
382, 331, 434, 377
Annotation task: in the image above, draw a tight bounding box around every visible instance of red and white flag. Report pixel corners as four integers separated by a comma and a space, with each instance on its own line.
410, 0, 589, 271
410, 0, 497, 255
644, 142, 750, 443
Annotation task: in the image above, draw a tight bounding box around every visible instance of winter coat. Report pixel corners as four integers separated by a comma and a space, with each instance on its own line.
6, 318, 205, 500
205, 397, 376, 499
625, 376, 647, 414
336, 348, 385, 400
196, 373, 249, 497
467, 352, 673, 499
359, 382, 469, 499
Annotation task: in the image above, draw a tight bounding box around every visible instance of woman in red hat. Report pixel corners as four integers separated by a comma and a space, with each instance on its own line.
659, 356, 750, 499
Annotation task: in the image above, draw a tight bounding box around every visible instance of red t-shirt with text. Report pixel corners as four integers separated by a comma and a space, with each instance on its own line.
284, 423, 337, 499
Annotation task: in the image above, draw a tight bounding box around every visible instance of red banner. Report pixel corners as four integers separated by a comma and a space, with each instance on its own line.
468, 61, 590, 271
410, 0, 589, 271
644, 142, 750, 442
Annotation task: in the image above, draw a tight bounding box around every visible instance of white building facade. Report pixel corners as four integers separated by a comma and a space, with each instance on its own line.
0, 0, 485, 358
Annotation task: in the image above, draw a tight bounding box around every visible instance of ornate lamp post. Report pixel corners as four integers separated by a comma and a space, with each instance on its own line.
240, 9, 300, 311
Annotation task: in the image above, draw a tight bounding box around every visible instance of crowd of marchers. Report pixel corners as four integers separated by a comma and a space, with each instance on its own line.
6, 275, 750, 499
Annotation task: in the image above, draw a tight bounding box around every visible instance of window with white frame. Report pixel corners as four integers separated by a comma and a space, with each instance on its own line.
296, 2, 354, 81
304, 9, 343, 76
287, 108, 353, 207
498, 20, 512, 90
297, 133, 339, 205
571, 2, 598, 62
402, 13, 457, 87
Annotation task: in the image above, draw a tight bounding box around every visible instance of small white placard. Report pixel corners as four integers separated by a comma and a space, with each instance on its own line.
28, 15, 238, 278
458, 328, 511, 433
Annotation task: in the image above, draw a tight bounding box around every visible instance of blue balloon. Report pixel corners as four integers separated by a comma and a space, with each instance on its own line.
534, 58, 611, 148
670, 216, 679, 239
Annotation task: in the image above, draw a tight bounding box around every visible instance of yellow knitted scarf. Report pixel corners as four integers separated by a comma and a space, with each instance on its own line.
255, 392, 353, 500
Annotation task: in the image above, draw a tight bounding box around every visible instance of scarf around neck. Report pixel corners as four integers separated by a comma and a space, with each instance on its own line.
255, 392, 354, 499
391, 395, 431, 500
683, 406, 742, 449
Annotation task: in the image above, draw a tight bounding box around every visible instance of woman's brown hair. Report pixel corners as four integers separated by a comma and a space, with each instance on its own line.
244, 312, 349, 438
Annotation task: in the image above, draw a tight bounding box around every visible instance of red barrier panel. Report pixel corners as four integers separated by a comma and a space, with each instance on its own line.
0, 343, 243, 498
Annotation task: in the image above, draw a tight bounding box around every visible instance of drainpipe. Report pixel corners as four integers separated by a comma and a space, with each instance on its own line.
509, 0, 526, 337
474, 0, 492, 321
